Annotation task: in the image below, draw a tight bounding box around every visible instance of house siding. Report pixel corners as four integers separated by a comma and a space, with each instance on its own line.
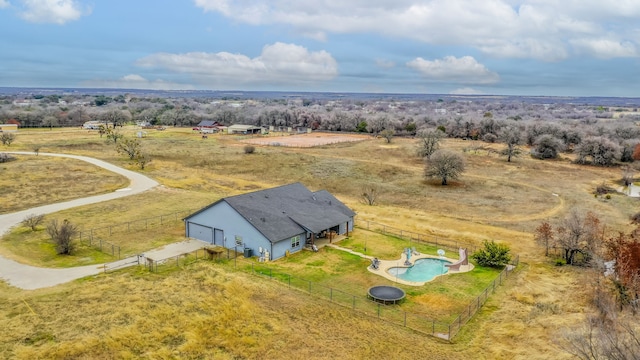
272, 233, 307, 260
185, 201, 303, 260
185, 201, 272, 259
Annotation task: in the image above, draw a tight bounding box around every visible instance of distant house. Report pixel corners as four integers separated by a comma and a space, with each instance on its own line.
196, 120, 221, 129
82, 121, 103, 130
227, 124, 263, 135
0, 124, 18, 132
184, 183, 356, 261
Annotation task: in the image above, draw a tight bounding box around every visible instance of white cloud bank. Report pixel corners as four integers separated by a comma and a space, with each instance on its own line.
83, 74, 194, 91
136, 42, 338, 87
18, 0, 90, 24
194, 0, 640, 61
407, 56, 499, 84
0, 0, 10, 9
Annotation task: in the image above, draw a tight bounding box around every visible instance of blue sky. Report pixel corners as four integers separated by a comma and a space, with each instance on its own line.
1, 0, 639, 96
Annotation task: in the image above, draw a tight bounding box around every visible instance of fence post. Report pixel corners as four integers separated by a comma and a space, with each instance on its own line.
308, 280, 311, 294
288, 274, 291, 287
352, 296, 356, 310
448, 324, 451, 340
330, 288, 333, 302
377, 303, 381, 318
432, 321, 435, 335
404, 312, 407, 327
111, 244, 114, 256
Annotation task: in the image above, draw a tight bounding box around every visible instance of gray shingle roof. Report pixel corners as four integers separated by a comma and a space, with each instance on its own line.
189, 183, 355, 243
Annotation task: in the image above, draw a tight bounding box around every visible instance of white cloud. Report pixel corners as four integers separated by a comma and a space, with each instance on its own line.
0, 0, 10, 9
570, 38, 638, 58
193, 0, 640, 61
18, 0, 90, 24
407, 56, 499, 84
136, 42, 338, 87
450, 87, 483, 95
83, 74, 194, 91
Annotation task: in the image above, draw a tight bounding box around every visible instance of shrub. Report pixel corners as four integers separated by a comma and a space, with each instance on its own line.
631, 212, 640, 225
46, 219, 78, 255
555, 258, 566, 266
244, 145, 255, 154
0, 153, 16, 163
605, 194, 612, 200
471, 240, 511, 268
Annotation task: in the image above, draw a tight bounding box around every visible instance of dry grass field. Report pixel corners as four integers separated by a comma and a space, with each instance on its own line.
1, 126, 637, 359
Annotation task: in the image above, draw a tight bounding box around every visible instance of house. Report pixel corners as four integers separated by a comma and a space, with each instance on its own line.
0, 124, 18, 132
184, 183, 356, 261
227, 124, 263, 135
196, 120, 221, 129
82, 121, 103, 130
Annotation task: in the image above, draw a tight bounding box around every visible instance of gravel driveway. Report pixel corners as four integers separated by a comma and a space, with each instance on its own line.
0, 152, 160, 290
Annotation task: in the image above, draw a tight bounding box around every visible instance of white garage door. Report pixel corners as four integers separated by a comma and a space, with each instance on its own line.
187, 222, 214, 243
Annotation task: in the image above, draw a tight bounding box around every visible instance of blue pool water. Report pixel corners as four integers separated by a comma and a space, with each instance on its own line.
388, 258, 450, 282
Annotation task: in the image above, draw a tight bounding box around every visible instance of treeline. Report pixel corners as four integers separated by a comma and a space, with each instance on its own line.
2, 93, 640, 166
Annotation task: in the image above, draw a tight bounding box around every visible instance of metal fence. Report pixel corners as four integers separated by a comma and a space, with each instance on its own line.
358, 219, 479, 253
95, 214, 519, 340
77, 209, 196, 259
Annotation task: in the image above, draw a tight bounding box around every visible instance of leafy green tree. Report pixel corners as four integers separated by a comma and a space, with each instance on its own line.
471, 240, 512, 268
356, 121, 368, 133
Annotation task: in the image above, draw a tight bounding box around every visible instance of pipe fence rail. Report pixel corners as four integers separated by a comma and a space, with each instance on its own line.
77, 209, 197, 259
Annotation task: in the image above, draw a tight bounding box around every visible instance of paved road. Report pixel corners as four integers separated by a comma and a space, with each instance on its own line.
0, 152, 160, 290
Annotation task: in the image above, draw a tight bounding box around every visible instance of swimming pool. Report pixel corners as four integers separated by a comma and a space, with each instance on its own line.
387, 258, 451, 282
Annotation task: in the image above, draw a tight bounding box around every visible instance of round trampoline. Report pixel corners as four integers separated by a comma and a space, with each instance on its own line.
368, 285, 406, 304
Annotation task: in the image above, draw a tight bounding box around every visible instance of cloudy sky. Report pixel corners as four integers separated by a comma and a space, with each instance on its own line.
1, 0, 639, 96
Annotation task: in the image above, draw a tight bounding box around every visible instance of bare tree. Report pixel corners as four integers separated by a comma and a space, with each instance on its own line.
117, 138, 141, 160
135, 152, 152, 170
1, 132, 16, 146
416, 129, 445, 158
499, 125, 523, 162
361, 183, 382, 205
105, 127, 124, 144
534, 221, 554, 257
424, 149, 466, 185
622, 165, 635, 186
46, 219, 78, 255
556, 210, 602, 265
576, 136, 621, 166
531, 134, 564, 159
22, 214, 45, 231
379, 129, 394, 143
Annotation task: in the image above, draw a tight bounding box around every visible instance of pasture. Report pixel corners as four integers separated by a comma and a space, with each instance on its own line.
0, 126, 636, 359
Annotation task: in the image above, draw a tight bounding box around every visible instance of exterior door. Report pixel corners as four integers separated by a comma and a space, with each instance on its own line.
214, 228, 224, 247
187, 222, 213, 243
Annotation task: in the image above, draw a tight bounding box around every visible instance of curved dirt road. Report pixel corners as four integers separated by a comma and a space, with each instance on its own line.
0, 152, 159, 290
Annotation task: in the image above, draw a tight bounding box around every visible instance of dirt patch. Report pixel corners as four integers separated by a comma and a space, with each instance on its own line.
241, 133, 370, 147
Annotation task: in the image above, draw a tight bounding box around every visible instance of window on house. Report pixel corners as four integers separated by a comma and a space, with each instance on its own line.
235, 235, 243, 246
291, 235, 300, 248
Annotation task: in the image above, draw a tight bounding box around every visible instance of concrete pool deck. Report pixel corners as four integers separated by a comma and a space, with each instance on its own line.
325, 244, 474, 286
